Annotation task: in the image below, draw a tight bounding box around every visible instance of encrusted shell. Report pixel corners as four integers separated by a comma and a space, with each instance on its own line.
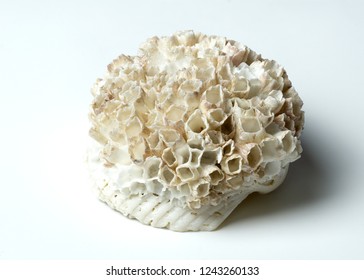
88, 30, 304, 231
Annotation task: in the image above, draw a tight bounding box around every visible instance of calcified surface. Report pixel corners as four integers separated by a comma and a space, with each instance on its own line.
88, 31, 304, 231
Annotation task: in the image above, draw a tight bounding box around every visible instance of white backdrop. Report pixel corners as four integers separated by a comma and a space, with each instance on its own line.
1, 0, 363, 259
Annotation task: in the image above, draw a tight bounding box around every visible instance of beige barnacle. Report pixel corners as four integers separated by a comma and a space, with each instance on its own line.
202, 165, 225, 185
143, 156, 162, 179
221, 154, 243, 175
165, 104, 186, 123
128, 138, 146, 164
88, 30, 304, 231
186, 109, 208, 134
176, 164, 200, 182
240, 143, 263, 171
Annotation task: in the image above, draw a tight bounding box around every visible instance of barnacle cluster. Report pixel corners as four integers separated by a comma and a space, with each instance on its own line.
88, 31, 304, 230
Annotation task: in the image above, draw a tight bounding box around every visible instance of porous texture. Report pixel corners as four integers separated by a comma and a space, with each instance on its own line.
88, 30, 304, 231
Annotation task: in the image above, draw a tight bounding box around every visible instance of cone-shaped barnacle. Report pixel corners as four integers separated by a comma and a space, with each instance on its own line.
125, 116, 143, 139
165, 104, 187, 123
159, 165, 179, 187
221, 153, 243, 175
143, 156, 163, 180
200, 85, 225, 111
159, 129, 182, 147
88, 31, 304, 231
239, 143, 263, 172
206, 130, 225, 146
128, 138, 146, 164
206, 108, 228, 130
201, 165, 225, 186
185, 109, 208, 135
176, 164, 200, 183
161, 147, 178, 168
146, 131, 164, 154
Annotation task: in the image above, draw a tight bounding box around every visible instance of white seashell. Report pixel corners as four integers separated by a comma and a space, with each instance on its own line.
88, 31, 304, 231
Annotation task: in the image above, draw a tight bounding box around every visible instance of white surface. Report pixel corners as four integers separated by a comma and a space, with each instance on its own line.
0, 0, 363, 259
